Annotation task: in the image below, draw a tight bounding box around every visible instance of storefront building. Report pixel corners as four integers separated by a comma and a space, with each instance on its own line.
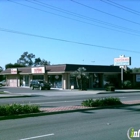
0, 64, 121, 89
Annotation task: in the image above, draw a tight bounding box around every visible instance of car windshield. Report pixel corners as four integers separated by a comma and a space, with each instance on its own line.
38, 81, 45, 84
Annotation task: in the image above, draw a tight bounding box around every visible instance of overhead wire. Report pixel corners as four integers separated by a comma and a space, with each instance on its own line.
0, 27, 140, 54
7, 0, 140, 36
100, 0, 140, 16
28, 0, 140, 35
3, 0, 140, 54
71, 0, 140, 26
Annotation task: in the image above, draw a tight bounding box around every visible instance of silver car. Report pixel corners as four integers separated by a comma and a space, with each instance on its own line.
0, 80, 6, 86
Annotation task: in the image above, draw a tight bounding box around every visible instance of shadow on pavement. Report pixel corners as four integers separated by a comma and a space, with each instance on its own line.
0, 87, 8, 90
98, 91, 140, 94
113, 105, 140, 113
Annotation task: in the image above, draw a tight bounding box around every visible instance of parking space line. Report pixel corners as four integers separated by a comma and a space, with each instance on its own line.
19, 133, 54, 140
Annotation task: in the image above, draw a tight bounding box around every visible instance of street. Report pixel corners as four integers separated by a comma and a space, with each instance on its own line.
0, 105, 140, 140
0, 87, 140, 108
0, 87, 140, 140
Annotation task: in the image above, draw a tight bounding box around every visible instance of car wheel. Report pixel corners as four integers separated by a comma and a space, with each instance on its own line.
31, 86, 34, 90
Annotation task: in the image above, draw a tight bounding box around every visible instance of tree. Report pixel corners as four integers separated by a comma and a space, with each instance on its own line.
40, 59, 50, 66
34, 58, 50, 66
71, 67, 89, 90
17, 51, 35, 66
132, 67, 140, 73
0, 66, 4, 81
0, 66, 3, 72
5, 63, 25, 69
17, 52, 50, 66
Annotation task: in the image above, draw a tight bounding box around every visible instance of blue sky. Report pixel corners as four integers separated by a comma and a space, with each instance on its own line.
1, 0, 140, 69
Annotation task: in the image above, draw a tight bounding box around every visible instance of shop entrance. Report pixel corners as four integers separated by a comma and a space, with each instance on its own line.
49, 75, 62, 88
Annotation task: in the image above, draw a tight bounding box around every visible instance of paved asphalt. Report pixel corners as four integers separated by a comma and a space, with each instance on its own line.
1, 87, 140, 140
0, 105, 140, 140
0, 87, 140, 108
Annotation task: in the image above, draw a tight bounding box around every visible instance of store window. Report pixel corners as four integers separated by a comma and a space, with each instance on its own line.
20, 75, 29, 86
33, 75, 44, 80
49, 75, 62, 88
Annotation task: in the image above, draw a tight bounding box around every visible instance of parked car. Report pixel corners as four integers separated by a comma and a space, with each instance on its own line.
30, 80, 51, 90
0, 80, 6, 86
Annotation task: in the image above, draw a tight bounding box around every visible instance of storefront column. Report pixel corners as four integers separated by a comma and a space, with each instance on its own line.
6, 75, 9, 86
67, 74, 70, 89
89, 74, 93, 88
99, 73, 104, 88
17, 74, 20, 87
29, 75, 33, 82
133, 74, 136, 87
44, 73, 48, 82
62, 73, 67, 89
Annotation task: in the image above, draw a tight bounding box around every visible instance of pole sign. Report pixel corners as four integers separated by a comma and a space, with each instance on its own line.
114, 57, 131, 66
114, 55, 131, 88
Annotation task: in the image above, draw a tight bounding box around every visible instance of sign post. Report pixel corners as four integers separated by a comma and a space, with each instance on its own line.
120, 55, 125, 88
114, 55, 131, 88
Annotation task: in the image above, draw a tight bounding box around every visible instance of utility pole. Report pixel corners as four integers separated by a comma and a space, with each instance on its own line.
119, 55, 125, 89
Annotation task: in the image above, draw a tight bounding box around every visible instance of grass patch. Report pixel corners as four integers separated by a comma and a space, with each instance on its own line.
0, 91, 8, 94
0, 104, 40, 116
82, 97, 122, 107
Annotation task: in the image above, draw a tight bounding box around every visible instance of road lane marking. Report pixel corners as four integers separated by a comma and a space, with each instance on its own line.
19, 133, 54, 140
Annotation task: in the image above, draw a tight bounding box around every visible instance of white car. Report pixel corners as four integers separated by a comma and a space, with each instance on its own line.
0, 80, 6, 86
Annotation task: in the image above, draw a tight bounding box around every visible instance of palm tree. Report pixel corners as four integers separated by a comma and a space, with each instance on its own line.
71, 67, 89, 90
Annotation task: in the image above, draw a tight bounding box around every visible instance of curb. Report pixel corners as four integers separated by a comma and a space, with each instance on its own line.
97, 91, 140, 94
0, 95, 32, 98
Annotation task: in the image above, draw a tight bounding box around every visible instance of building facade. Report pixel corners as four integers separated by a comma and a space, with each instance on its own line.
0, 64, 121, 89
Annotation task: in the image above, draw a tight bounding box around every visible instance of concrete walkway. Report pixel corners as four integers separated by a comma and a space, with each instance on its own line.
40, 100, 140, 113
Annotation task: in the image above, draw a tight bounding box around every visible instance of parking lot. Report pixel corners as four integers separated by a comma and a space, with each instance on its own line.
0, 86, 103, 97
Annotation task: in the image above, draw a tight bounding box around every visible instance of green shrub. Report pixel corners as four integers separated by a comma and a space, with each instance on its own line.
106, 86, 115, 91
82, 97, 122, 107
123, 80, 132, 89
0, 104, 40, 116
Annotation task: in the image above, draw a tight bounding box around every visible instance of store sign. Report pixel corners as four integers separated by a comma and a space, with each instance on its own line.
114, 57, 131, 66
11, 68, 17, 74
31, 67, 45, 74
136, 75, 140, 82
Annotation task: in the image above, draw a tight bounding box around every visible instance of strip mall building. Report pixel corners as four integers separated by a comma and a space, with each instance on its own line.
0, 64, 121, 89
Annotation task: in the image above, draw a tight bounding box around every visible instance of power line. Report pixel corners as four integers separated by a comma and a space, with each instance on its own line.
0, 27, 140, 54
71, 0, 140, 26
27, 0, 140, 35
7, 0, 140, 36
100, 0, 140, 16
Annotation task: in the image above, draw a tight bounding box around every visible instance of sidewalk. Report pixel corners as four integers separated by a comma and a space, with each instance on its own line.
1, 89, 140, 98
40, 100, 140, 113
